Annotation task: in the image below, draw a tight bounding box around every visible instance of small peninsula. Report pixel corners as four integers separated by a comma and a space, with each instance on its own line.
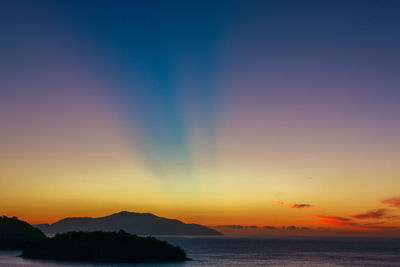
0, 216, 46, 250
22, 230, 188, 263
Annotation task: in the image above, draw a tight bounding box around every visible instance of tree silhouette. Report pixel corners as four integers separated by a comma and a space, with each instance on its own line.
22, 230, 187, 263
0, 216, 46, 250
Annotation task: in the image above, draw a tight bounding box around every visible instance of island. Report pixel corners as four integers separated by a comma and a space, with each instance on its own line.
36, 211, 222, 236
22, 230, 187, 263
0, 216, 47, 250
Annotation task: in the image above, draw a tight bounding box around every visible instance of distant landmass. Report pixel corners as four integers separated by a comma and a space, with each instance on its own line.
0, 216, 46, 250
22, 230, 187, 263
36, 211, 222, 236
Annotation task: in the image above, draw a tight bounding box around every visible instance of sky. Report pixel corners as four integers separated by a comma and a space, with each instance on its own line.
1, 0, 400, 236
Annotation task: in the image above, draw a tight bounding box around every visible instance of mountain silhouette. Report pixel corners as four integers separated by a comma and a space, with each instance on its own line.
36, 211, 222, 236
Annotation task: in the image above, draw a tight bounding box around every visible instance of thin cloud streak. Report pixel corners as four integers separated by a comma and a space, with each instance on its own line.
315, 215, 397, 231
291, 204, 313, 209
352, 209, 388, 219
315, 215, 351, 222
382, 198, 400, 208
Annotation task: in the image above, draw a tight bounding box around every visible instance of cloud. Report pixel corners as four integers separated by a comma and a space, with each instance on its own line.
382, 197, 400, 208
315, 215, 351, 222
272, 201, 314, 209
215, 225, 244, 229
282, 226, 310, 230
215, 225, 259, 229
315, 214, 397, 231
357, 224, 397, 230
385, 215, 400, 219
291, 204, 313, 209
215, 224, 313, 231
352, 209, 388, 219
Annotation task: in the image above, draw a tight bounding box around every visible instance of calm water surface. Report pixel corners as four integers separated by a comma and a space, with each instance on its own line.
0, 236, 399, 266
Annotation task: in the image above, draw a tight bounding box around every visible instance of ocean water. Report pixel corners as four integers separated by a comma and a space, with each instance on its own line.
0, 236, 399, 266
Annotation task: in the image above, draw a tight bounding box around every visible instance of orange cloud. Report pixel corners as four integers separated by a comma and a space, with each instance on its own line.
315, 215, 350, 222
315, 215, 396, 231
382, 197, 400, 208
352, 209, 387, 219
272, 201, 285, 205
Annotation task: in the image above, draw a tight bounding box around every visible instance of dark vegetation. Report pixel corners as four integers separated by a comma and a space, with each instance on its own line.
22, 230, 188, 263
36, 211, 222, 235
1, 215, 188, 263
0, 216, 46, 250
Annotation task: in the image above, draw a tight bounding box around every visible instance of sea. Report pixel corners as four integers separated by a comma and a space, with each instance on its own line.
0, 236, 399, 266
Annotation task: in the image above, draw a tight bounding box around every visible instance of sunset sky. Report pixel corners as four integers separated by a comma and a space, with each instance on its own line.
1, 0, 400, 236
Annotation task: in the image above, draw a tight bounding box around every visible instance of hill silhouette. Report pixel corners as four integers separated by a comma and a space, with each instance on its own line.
0, 216, 46, 250
22, 230, 187, 263
36, 211, 222, 236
